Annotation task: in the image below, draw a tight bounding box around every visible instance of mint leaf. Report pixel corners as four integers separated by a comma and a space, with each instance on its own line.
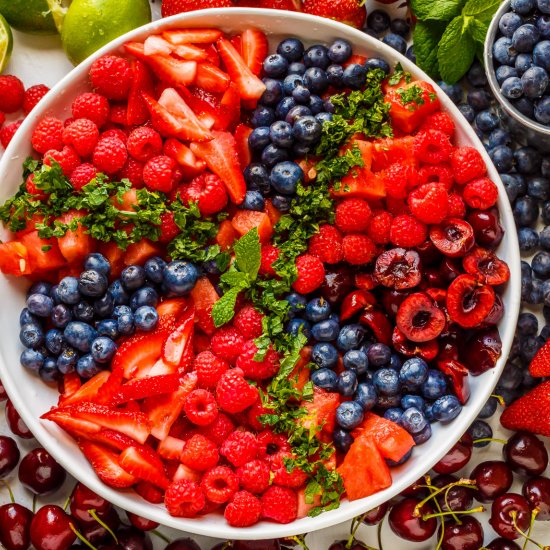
413, 20, 446, 79
234, 227, 261, 279
462, 0, 501, 24
410, 0, 465, 21
220, 270, 249, 287
437, 16, 476, 84
470, 17, 489, 44
211, 287, 241, 327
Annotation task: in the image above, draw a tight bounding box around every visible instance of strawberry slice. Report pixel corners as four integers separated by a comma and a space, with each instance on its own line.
190, 130, 246, 204
157, 297, 191, 330
59, 370, 111, 406
142, 372, 197, 441
217, 83, 241, 131
173, 43, 209, 61
240, 28, 268, 76
79, 441, 138, 489
42, 407, 101, 437
60, 372, 81, 400
162, 28, 223, 45
162, 306, 195, 369
164, 138, 207, 179
529, 339, 550, 377
216, 37, 266, 100
195, 63, 231, 93
144, 35, 173, 56
70, 402, 152, 444
127, 59, 155, 126
234, 123, 252, 167
109, 374, 181, 405
84, 429, 139, 452
190, 277, 219, 336
119, 445, 170, 489
158, 436, 186, 461
178, 87, 218, 129
172, 463, 201, 483
202, 44, 221, 67
135, 481, 164, 503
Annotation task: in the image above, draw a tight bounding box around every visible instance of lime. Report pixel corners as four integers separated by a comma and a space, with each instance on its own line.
61, 0, 152, 65
0, 0, 58, 35
0, 13, 13, 73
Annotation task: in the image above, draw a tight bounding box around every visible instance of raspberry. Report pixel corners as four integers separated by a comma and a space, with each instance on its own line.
0, 120, 22, 148
259, 244, 280, 276
92, 136, 128, 175
182, 172, 228, 215
0, 75, 24, 113
420, 111, 455, 136
270, 452, 308, 488
260, 486, 298, 524
199, 413, 235, 446
256, 430, 291, 459
118, 158, 144, 188
44, 146, 80, 176
101, 128, 128, 143
386, 197, 410, 216
220, 430, 259, 467
308, 224, 344, 264
367, 210, 393, 245
414, 130, 452, 165
418, 163, 454, 190
22, 84, 50, 115
25, 174, 47, 199
215, 368, 258, 414
62, 118, 100, 157
158, 211, 180, 243
72, 93, 110, 128
233, 305, 264, 339
382, 162, 418, 199
143, 155, 178, 193
224, 491, 262, 527
211, 327, 245, 364
200, 466, 239, 504
463, 177, 499, 210
89, 55, 132, 101
236, 459, 271, 494
408, 183, 449, 224
180, 434, 219, 471
194, 350, 229, 388
165, 479, 205, 517
134, 481, 164, 503
334, 198, 371, 233
292, 254, 325, 294
451, 146, 486, 184
184, 389, 218, 427
31, 117, 64, 154
447, 193, 466, 218
127, 126, 163, 162
247, 398, 273, 431
236, 340, 280, 380
70, 163, 98, 191
110, 104, 128, 126
342, 234, 377, 265
390, 214, 428, 247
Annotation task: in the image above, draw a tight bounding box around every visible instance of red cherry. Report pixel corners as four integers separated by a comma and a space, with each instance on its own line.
489, 493, 531, 540
320, 266, 353, 305
126, 511, 159, 531
437, 515, 484, 550
467, 209, 504, 248
392, 327, 439, 361
460, 328, 502, 375
469, 461, 513, 503
433, 433, 473, 474
164, 538, 202, 550
0, 380, 7, 401
503, 432, 549, 476
0, 503, 33, 550
373, 248, 421, 289
462, 247, 510, 286
112, 526, 153, 550
429, 218, 475, 257
380, 289, 408, 318
30, 505, 76, 550
522, 476, 550, 520
361, 502, 389, 525
18, 447, 66, 495
446, 274, 495, 329
388, 498, 437, 542
69, 482, 112, 524
5, 400, 34, 439
328, 541, 367, 550
396, 292, 446, 342
431, 474, 474, 512
80, 507, 120, 545
0, 435, 20, 478
486, 538, 521, 550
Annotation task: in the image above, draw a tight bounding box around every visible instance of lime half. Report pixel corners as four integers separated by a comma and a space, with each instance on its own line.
0, 13, 13, 74
0, 0, 58, 35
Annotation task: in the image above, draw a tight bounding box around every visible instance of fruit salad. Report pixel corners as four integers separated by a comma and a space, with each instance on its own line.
0, 25, 510, 527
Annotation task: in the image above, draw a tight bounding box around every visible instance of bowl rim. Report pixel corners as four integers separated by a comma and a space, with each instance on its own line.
484, 0, 550, 136
0, 7, 521, 539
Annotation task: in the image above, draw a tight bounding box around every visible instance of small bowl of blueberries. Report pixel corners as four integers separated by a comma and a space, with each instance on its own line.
484, 0, 550, 150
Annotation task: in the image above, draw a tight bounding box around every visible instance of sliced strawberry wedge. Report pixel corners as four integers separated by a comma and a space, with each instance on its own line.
529, 339, 550, 377
195, 63, 231, 93
178, 87, 218, 129
173, 44, 209, 61
241, 28, 268, 76
109, 374, 181, 405
144, 35, 173, 56
162, 306, 195, 370
59, 370, 111, 406
190, 277, 219, 336
190, 131, 246, 204
84, 429, 139, 452
234, 123, 252, 167
42, 407, 101, 437
158, 436, 186, 461
156, 297, 191, 330
218, 83, 241, 131
59, 372, 81, 400
127, 59, 155, 126
119, 445, 170, 490
79, 441, 138, 489
164, 138, 207, 179
216, 37, 266, 100
163, 28, 223, 45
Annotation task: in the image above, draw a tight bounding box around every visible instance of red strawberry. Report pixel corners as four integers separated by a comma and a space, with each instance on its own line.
158, 435, 186, 461
79, 441, 138, 488
127, 59, 155, 126
500, 380, 550, 437
259, 0, 302, 9
156, 297, 191, 330
42, 407, 102, 438
119, 445, 170, 489
218, 83, 241, 131
529, 339, 550, 377
162, 28, 224, 45
59, 371, 111, 406
161, 0, 234, 18
164, 138, 207, 179
195, 63, 231, 93
216, 37, 267, 100
240, 28, 268, 76
60, 372, 81, 400
162, 307, 195, 371
234, 124, 252, 167
303, 0, 366, 28
109, 375, 181, 405
173, 43, 209, 61
83, 429, 139, 452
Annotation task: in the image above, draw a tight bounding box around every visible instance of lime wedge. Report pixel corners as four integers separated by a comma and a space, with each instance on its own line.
0, 13, 13, 74
0, 0, 58, 35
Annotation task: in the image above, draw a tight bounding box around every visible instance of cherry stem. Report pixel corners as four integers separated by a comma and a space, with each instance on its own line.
422, 506, 484, 521
32, 493, 37, 514
62, 494, 71, 512
287, 535, 309, 550
88, 509, 118, 543
151, 529, 171, 544
509, 509, 549, 550
443, 485, 461, 526
472, 437, 507, 445
413, 479, 477, 517
376, 515, 384, 550
0, 480, 14, 504
490, 393, 506, 407
70, 523, 99, 550
432, 493, 446, 550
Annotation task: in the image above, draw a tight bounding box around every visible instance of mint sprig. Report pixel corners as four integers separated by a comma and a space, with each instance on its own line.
411, 0, 500, 84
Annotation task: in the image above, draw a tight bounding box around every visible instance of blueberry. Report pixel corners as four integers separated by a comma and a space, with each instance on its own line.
543, 200, 550, 224
502, 174, 526, 202
131, 305, 158, 332
489, 145, 514, 173
274, 97, 296, 121
365, 57, 390, 75
343, 349, 368, 376
496, 64, 519, 85
84, 253, 110, 277
535, 96, 550, 123
355, 383, 377, 411
28, 281, 52, 297
292, 142, 313, 156
500, 12, 523, 37
311, 318, 340, 341
493, 37, 517, 65
513, 96, 536, 117
311, 367, 338, 391
489, 128, 512, 148
328, 38, 352, 64
90, 336, 117, 364
303, 44, 330, 69
365, 343, 391, 367
412, 423, 432, 445
20, 308, 37, 327
50, 285, 62, 304
292, 85, 311, 104
467, 62, 488, 87
373, 368, 400, 396
269, 160, 303, 195
303, 67, 329, 94
518, 226, 540, 252
514, 24, 541, 53
540, 0, 550, 14
468, 419, 492, 447
476, 110, 500, 132
108, 280, 129, 306
292, 116, 322, 145
94, 292, 114, 318
384, 407, 403, 424
263, 54, 288, 78
57, 276, 80, 305
511, 0, 536, 13
515, 146, 542, 173
39, 357, 61, 383
405, 45, 416, 63
163, 261, 199, 295
336, 324, 365, 351
277, 38, 304, 62
26, 293, 54, 318
323, 98, 335, 113
390, 18, 410, 37
117, 312, 134, 336
305, 297, 331, 322
241, 190, 265, 211
532, 250, 550, 277
501, 76, 524, 100
400, 407, 428, 434
45, 329, 64, 355
467, 89, 492, 111
308, 95, 324, 115
51, 304, 72, 328
311, 342, 339, 369
73, 301, 94, 323
315, 112, 333, 124
283, 74, 303, 95
541, 226, 550, 251
56, 347, 78, 374
326, 64, 344, 88
248, 127, 271, 152
537, 14, 550, 38
244, 163, 271, 194
20, 323, 44, 349
515, 53, 534, 75
497, 361, 524, 390
401, 395, 425, 411
399, 357, 429, 389
432, 395, 462, 422
338, 370, 358, 397
521, 66, 549, 98
21, 348, 45, 372
381, 33, 407, 54
336, 401, 364, 430
421, 369, 448, 400
529, 176, 550, 200
76, 354, 102, 379
79, 269, 108, 298
286, 292, 306, 317
389, 353, 402, 370
272, 195, 293, 213
333, 428, 353, 454
251, 106, 275, 128
514, 196, 539, 226
528, 278, 545, 304
64, 321, 98, 353
342, 63, 367, 90
260, 78, 284, 107
366, 9, 390, 33
478, 396, 498, 419
457, 103, 475, 122
261, 143, 289, 168
287, 61, 306, 75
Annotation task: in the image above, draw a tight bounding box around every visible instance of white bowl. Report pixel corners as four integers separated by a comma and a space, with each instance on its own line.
0, 8, 521, 540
